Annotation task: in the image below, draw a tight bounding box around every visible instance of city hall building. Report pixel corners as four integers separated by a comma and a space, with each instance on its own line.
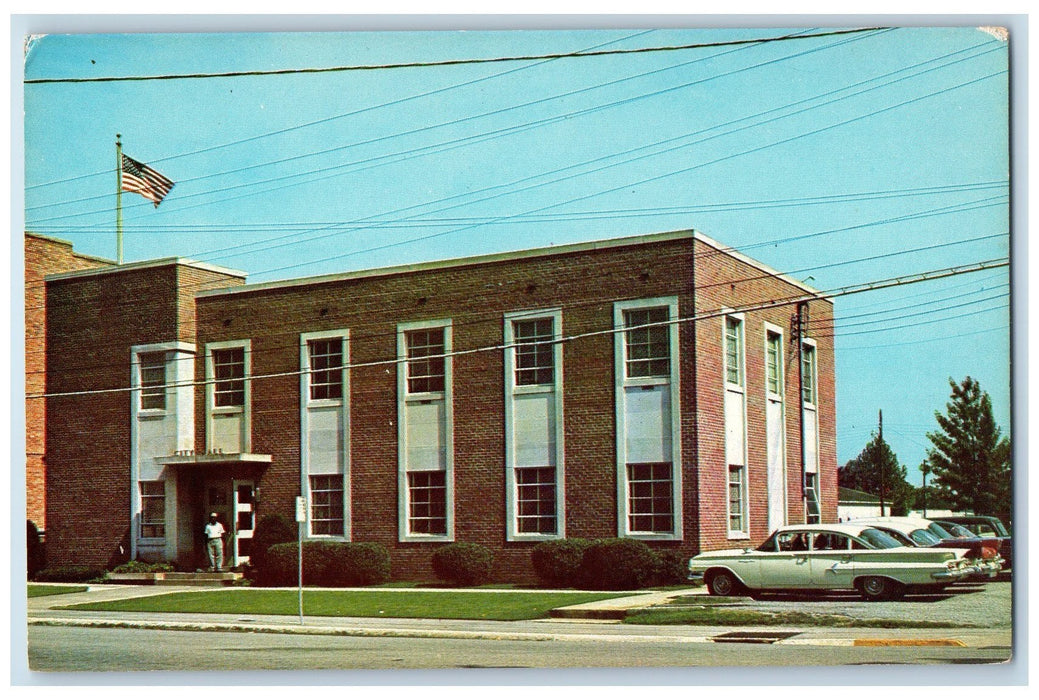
29, 229, 837, 581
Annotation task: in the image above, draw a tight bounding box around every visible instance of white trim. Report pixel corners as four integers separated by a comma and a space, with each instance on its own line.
299, 329, 351, 540
614, 297, 682, 540
197, 231, 699, 298
397, 319, 454, 542
763, 321, 788, 534
503, 308, 565, 541
800, 336, 821, 520
723, 313, 749, 540
723, 312, 746, 393
205, 339, 252, 453
801, 337, 819, 409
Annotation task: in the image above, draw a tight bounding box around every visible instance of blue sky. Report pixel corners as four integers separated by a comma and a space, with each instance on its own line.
20, 25, 1012, 483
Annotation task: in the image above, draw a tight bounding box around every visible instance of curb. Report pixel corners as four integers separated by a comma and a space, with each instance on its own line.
28, 616, 978, 648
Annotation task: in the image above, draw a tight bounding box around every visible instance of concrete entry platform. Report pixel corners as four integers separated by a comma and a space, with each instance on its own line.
105, 572, 243, 587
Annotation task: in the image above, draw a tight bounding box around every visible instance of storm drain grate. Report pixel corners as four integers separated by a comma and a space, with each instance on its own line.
711, 631, 801, 644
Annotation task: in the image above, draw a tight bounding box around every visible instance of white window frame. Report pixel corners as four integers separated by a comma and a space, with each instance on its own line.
205, 339, 251, 452
138, 479, 167, 541
724, 314, 746, 391
801, 338, 818, 408
723, 312, 749, 539
300, 329, 350, 539
614, 297, 682, 540
397, 319, 454, 542
762, 321, 788, 535
801, 336, 821, 522
727, 464, 747, 534
137, 351, 168, 413
308, 473, 346, 537
504, 309, 565, 541
764, 324, 785, 400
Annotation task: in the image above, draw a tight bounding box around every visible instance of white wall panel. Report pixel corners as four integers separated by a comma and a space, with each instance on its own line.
804, 407, 818, 473
625, 385, 672, 464
307, 405, 343, 475
210, 413, 242, 454
405, 400, 446, 471
513, 392, 555, 467
724, 390, 746, 466
137, 418, 176, 480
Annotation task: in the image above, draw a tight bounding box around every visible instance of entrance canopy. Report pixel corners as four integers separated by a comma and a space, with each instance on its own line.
155, 452, 273, 469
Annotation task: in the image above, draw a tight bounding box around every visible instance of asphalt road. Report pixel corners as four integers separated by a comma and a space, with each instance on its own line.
27, 625, 1013, 673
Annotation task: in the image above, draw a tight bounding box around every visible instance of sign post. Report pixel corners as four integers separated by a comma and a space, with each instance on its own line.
295, 496, 306, 625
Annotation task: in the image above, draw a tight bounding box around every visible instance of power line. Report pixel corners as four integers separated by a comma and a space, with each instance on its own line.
24, 28, 883, 85
27, 257, 1007, 399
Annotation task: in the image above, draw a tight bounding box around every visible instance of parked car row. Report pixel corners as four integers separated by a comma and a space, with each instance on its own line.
688, 515, 1007, 602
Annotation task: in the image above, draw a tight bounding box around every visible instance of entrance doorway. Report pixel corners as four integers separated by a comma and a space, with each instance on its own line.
202, 478, 255, 568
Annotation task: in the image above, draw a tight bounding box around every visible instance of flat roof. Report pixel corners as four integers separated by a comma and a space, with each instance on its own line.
196, 229, 825, 299
44, 256, 248, 283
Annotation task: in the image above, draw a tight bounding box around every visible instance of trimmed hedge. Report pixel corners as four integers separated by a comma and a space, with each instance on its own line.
579, 538, 660, 590
111, 560, 174, 574
262, 541, 391, 587
248, 514, 297, 584
653, 550, 689, 586
530, 538, 593, 588
35, 565, 106, 583
431, 542, 493, 586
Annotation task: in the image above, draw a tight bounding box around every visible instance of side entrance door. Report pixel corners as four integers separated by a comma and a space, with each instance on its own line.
232, 479, 255, 567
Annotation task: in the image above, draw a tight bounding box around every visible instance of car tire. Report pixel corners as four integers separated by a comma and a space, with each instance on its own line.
706, 570, 744, 597
857, 576, 906, 601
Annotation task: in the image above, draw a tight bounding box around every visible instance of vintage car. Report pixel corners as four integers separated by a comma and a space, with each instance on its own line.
687, 523, 972, 601
852, 516, 1003, 579
934, 516, 1012, 570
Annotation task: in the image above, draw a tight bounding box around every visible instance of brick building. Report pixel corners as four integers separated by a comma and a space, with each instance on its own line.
32, 229, 837, 579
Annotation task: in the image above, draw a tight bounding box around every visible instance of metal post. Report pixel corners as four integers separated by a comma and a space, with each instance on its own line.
115, 134, 123, 265
879, 409, 886, 517
295, 495, 306, 625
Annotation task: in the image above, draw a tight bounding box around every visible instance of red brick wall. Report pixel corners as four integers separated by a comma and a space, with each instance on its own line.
24, 234, 110, 532
43, 261, 243, 567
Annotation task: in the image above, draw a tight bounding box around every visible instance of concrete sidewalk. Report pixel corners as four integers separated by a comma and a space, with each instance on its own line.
25, 583, 1010, 649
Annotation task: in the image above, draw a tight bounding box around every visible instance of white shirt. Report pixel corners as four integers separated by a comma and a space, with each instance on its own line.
204, 522, 225, 540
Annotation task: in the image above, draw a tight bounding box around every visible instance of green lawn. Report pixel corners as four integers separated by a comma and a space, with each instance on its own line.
59, 589, 624, 621
28, 584, 88, 598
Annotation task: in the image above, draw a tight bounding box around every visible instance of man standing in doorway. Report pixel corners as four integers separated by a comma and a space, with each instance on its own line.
205, 513, 226, 572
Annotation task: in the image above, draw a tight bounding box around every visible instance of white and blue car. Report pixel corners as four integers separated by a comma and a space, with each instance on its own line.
688, 523, 972, 601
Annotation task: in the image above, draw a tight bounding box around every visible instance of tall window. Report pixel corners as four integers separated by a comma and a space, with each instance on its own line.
728, 465, 747, 533
627, 463, 674, 533
408, 471, 447, 534
725, 317, 744, 386
805, 473, 821, 524
513, 319, 554, 386
213, 347, 245, 407
139, 352, 167, 410
623, 307, 670, 378
309, 474, 344, 535
139, 480, 165, 538
802, 343, 816, 404
766, 331, 782, 395
308, 338, 343, 400
515, 466, 556, 534
406, 329, 446, 393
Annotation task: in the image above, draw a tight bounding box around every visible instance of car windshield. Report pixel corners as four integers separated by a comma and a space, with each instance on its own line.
856, 528, 902, 549
909, 528, 942, 545
940, 522, 975, 538
925, 522, 955, 539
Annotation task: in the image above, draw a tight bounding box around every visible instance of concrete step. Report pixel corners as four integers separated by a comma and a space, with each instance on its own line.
105, 571, 243, 587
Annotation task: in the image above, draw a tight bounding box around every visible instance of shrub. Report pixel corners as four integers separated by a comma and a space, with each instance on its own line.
652, 550, 689, 586
530, 538, 593, 588
27, 521, 45, 578
248, 514, 297, 584
579, 538, 660, 590
261, 541, 391, 587
431, 542, 493, 586
35, 565, 106, 583
111, 560, 174, 574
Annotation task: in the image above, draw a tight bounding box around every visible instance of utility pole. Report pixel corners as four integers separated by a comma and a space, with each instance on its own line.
878, 409, 886, 517
795, 302, 808, 515
115, 134, 123, 265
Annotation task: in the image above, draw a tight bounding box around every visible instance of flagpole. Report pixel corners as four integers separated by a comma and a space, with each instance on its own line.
115, 134, 123, 265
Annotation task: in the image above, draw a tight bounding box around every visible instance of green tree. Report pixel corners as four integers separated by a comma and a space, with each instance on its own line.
924, 377, 1011, 522
839, 432, 914, 515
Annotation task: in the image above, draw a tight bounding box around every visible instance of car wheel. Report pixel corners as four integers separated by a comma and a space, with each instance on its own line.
706, 570, 743, 596
858, 576, 905, 601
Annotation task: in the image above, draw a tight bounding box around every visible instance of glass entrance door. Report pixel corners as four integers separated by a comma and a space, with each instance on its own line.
232, 479, 255, 566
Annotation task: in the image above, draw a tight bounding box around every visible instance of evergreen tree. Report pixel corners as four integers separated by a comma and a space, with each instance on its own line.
924, 377, 1011, 521
839, 432, 914, 515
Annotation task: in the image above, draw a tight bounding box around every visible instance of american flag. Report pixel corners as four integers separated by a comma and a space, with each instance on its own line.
121, 154, 174, 207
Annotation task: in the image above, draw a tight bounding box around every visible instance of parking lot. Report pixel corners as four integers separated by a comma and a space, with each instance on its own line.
718, 579, 1013, 628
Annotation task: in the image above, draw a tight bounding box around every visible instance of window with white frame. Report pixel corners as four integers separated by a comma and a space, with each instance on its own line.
406, 329, 446, 394
515, 466, 556, 534
766, 331, 783, 396
627, 463, 674, 533
139, 480, 165, 538
802, 343, 817, 405
623, 307, 671, 378
728, 465, 747, 533
139, 352, 167, 411
513, 319, 555, 386
309, 474, 344, 535
725, 316, 744, 386
805, 472, 821, 524
408, 471, 447, 534
308, 338, 344, 400
213, 347, 245, 407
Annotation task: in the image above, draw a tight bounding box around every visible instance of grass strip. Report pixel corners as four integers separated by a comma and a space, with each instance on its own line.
28, 585, 88, 598
624, 607, 968, 628
58, 589, 624, 621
